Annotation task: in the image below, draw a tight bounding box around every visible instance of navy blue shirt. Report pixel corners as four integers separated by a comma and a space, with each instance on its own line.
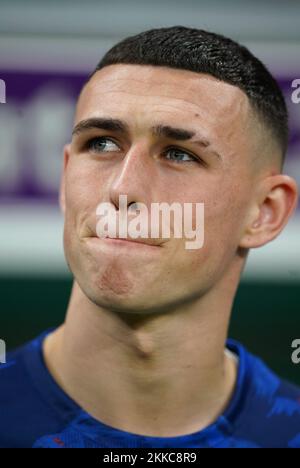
0, 329, 300, 448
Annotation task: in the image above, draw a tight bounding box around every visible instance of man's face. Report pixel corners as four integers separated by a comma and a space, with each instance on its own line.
62, 64, 259, 313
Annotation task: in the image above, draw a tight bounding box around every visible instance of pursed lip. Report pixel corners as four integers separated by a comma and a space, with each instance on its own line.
88, 235, 163, 248
99, 236, 161, 247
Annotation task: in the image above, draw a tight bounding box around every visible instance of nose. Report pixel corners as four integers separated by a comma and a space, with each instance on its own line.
109, 142, 154, 210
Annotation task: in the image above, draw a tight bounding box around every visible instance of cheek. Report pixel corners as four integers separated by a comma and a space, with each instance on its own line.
66, 156, 111, 202
63, 164, 98, 265
204, 189, 249, 264
64, 160, 107, 234
180, 180, 248, 265
65, 162, 95, 207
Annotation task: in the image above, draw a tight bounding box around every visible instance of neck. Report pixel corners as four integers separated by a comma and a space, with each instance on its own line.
43, 275, 239, 437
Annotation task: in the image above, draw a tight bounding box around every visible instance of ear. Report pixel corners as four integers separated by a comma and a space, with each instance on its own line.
59, 144, 71, 215
239, 174, 298, 249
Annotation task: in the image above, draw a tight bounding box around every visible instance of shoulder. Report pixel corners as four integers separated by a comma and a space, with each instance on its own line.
0, 342, 39, 410
228, 339, 300, 448
0, 331, 77, 448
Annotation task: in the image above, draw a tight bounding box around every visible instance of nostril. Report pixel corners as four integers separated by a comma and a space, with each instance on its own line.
128, 202, 140, 212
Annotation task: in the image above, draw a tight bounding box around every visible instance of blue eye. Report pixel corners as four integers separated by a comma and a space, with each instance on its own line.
84, 138, 201, 164
87, 137, 119, 153
164, 148, 197, 163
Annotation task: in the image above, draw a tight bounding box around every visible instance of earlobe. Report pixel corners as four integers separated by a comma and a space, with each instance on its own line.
239, 174, 298, 250
59, 144, 71, 215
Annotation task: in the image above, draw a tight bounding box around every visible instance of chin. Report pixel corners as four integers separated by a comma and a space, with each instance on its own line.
87, 290, 154, 315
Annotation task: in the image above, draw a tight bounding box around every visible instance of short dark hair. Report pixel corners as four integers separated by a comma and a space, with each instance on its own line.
90, 25, 288, 162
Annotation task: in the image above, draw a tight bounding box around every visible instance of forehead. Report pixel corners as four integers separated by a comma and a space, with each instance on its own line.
75, 64, 255, 163
77, 64, 251, 124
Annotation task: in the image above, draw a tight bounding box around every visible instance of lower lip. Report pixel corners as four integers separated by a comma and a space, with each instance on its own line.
86, 237, 161, 252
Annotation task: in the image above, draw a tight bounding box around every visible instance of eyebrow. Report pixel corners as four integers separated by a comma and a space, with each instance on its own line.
72, 117, 221, 159
72, 117, 127, 135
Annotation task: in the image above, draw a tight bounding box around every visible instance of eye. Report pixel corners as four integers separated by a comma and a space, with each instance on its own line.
164, 147, 199, 163
86, 137, 119, 153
